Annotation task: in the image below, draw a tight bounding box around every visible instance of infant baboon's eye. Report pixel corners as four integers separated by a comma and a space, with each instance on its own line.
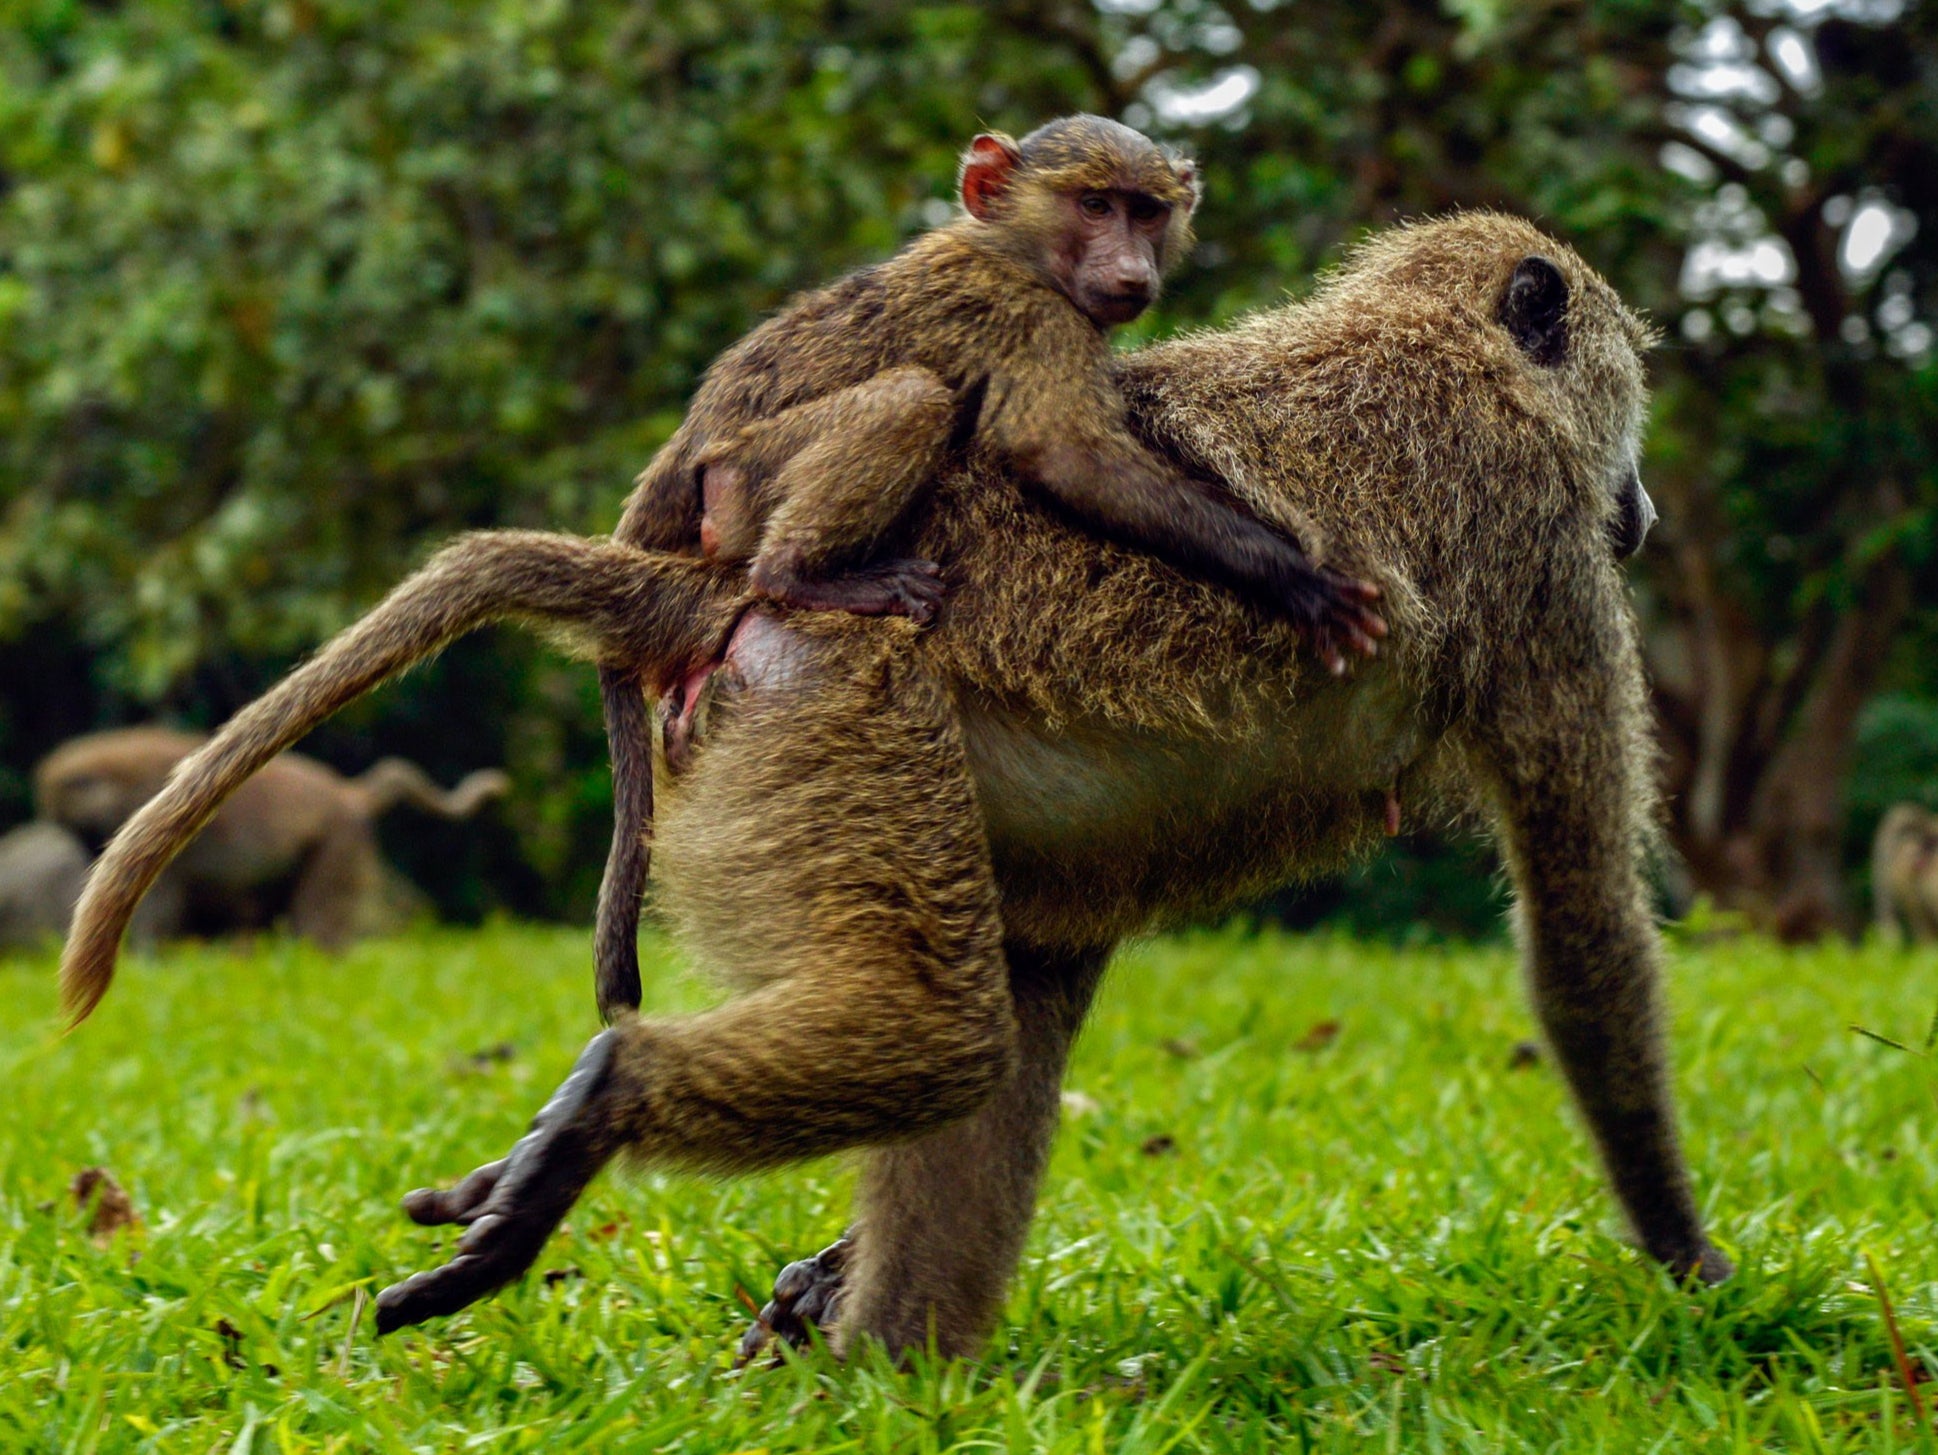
1129, 196, 1166, 224
1080, 193, 1112, 218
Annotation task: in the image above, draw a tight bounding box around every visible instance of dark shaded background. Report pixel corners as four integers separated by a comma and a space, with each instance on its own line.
2, 0, 1933, 937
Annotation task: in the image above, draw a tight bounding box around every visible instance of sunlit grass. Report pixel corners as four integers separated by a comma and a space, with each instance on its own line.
2, 922, 1935, 1451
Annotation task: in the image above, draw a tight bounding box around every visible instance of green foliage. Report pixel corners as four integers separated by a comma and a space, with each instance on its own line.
4, 924, 1936, 1449
2, 1, 1936, 924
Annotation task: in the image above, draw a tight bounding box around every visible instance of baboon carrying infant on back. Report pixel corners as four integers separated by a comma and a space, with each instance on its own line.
60, 211, 1725, 1360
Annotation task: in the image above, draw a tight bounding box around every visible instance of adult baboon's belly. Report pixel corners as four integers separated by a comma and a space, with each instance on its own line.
961, 667, 1435, 941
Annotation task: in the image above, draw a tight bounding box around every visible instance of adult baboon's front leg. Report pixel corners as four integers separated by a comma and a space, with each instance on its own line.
742, 941, 1111, 1362
1481, 669, 1730, 1285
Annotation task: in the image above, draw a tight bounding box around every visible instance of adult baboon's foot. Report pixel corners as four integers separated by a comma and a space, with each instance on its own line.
736, 1234, 854, 1364
375, 1030, 621, 1334
755, 560, 948, 625
1663, 1239, 1734, 1286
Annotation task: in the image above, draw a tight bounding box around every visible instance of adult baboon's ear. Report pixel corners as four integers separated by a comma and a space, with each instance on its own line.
1501, 255, 1569, 366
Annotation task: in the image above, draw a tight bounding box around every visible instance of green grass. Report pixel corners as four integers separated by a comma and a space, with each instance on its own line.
3, 923, 1936, 1452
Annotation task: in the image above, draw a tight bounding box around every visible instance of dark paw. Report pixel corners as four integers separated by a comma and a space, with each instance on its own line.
1685, 1242, 1735, 1286
1647, 1237, 1734, 1288
375, 1030, 621, 1335
735, 1234, 853, 1365
1301, 568, 1387, 675
757, 560, 948, 625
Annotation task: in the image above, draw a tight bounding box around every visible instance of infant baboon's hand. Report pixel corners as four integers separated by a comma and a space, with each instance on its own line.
375, 1030, 620, 1335
1292, 566, 1387, 675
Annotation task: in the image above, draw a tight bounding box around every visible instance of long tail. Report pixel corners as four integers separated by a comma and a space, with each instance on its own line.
60, 530, 741, 1027
355, 760, 512, 820
593, 665, 652, 1022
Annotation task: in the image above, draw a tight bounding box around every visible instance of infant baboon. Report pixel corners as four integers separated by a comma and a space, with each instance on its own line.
1872, 803, 1938, 942
38, 726, 508, 948
0, 822, 89, 951
62, 216, 1723, 1366
592, 114, 1386, 1021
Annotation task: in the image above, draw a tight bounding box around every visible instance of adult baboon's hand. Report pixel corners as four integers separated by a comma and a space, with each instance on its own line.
376, 1031, 620, 1334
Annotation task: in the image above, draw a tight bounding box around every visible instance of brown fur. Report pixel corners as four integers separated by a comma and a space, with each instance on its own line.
594, 114, 1379, 1022
61, 214, 1723, 1362
1872, 803, 1938, 941
35, 726, 509, 949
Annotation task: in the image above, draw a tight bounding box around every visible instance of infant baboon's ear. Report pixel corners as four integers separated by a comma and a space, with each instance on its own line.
1501, 255, 1569, 366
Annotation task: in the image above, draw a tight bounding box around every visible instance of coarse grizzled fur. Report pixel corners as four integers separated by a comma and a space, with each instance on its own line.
61, 213, 1724, 1364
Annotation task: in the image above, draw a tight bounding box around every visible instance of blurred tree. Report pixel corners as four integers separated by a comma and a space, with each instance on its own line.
2, 0, 1933, 932
1072, 0, 1938, 939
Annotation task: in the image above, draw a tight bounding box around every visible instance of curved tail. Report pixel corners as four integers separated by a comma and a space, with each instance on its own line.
60, 531, 741, 1027
356, 760, 513, 820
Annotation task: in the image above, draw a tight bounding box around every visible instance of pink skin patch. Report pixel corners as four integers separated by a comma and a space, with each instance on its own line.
659, 612, 814, 773
1383, 788, 1402, 838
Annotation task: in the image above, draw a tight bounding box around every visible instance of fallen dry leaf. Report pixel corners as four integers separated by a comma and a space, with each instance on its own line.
70, 1167, 140, 1245
1293, 1020, 1341, 1053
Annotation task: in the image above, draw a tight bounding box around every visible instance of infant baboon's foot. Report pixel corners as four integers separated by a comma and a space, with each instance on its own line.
754, 560, 948, 625
735, 1234, 854, 1365
375, 1029, 621, 1335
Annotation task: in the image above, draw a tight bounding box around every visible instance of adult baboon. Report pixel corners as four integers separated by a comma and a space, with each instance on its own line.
65, 215, 1724, 1362
1872, 803, 1938, 942
38, 727, 508, 947
0, 822, 89, 951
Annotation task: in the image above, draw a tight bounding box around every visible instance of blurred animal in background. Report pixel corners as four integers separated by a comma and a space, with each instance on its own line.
35, 726, 508, 949
594, 113, 1386, 1022
0, 822, 90, 952
1872, 803, 1938, 942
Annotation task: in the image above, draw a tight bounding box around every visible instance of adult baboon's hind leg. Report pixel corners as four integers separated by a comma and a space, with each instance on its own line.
742, 941, 1111, 1363
378, 620, 1020, 1335
1477, 660, 1731, 1286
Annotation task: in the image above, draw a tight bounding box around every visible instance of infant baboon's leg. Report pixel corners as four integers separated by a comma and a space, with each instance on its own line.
379, 622, 1017, 1333
744, 367, 956, 622
1481, 688, 1730, 1286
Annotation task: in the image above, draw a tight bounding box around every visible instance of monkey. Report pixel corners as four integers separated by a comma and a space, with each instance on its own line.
590, 114, 1388, 1024
36, 726, 511, 947
1872, 803, 1938, 942
0, 821, 89, 952
59, 214, 1727, 1365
